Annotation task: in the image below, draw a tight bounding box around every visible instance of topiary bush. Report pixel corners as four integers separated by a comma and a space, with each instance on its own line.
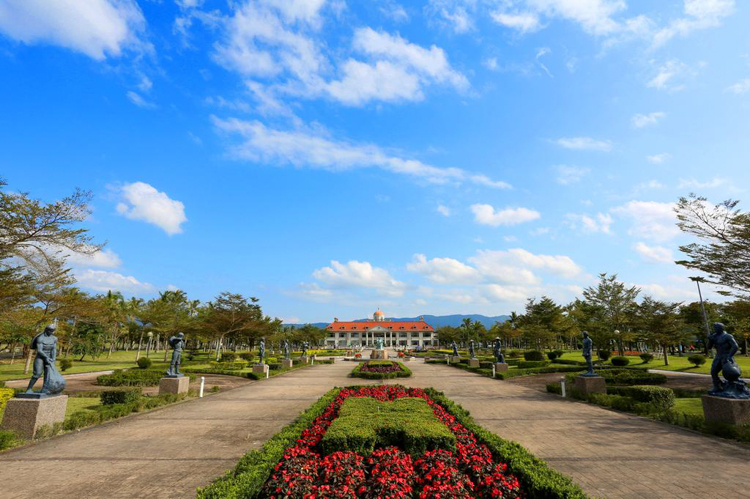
606, 385, 675, 411
639, 352, 654, 363
523, 350, 545, 361
553, 350, 564, 358
137, 357, 152, 369
59, 359, 73, 372
546, 351, 560, 361
600, 368, 667, 386
100, 388, 142, 406
517, 360, 550, 369
688, 354, 707, 367
611, 356, 630, 366
97, 369, 164, 387
597, 350, 612, 361
221, 352, 237, 362
240, 352, 255, 362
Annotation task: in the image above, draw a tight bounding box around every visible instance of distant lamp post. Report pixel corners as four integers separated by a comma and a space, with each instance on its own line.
614, 330, 622, 356
146, 331, 154, 358
689, 277, 711, 355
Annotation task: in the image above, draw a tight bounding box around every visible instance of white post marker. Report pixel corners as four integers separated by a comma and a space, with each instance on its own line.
266, 369, 270, 379
199, 376, 205, 398
560, 377, 566, 398
492, 364, 496, 379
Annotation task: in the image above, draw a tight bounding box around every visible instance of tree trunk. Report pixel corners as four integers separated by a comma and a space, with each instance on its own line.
663, 345, 669, 366
136, 331, 144, 361
23, 345, 32, 374
10, 343, 16, 365
215, 336, 224, 361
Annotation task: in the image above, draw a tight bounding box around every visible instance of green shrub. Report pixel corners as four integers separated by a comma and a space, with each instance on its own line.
240, 352, 254, 362
0, 429, 18, 450
639, 352, 654, 363
517, 360, 550, 369
601, 369, 666, 386
611, 356, 630, 366
608, 385, 675, 410
320, 397, 455, 455
0, 387, 14, 412
98, 369, 162, 386
546, 383, 562, 395
546, 351, 560, 361
523, 350, 544, 361
0, 380, 4, 388
597, 350, 612, 361
553, 349, 564, 358
552, 359, 585, 366
136, 357, 152, 369
59, 359, 73, 372
100, 388, 142, 406
221, 352, 237, 362
688, 354, 707, 367
64, 410, 102, 431
349, 361, 412, 379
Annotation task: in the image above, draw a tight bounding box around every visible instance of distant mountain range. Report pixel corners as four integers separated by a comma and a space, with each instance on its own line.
285, 314, 511, 329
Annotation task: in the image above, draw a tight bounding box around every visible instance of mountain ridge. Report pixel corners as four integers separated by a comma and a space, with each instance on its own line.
285, 314, 511, 329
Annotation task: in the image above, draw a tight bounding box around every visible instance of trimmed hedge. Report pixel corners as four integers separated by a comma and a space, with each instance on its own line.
600, 369, 667, 386
639, 353, 654, 363
424, 388, 587, 498
100, 387, 142, 406
349, 361, 412, 379
606, 385, 675, 410
688, 354, 707, 367
611, 356, 630, 367
524, 350, 545, 361
197, 388, 342, 499
97, 369, 163, 387
136, 357, 152, 369
64, 392, 187, 432
517, 360, 550, 369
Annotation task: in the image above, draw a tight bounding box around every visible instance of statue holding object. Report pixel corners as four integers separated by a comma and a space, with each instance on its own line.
708, 323, 750, 399
166, 333, 185, 377
581, 331, 596, 376
493, 337, 505, 364
23, 323, 66, 397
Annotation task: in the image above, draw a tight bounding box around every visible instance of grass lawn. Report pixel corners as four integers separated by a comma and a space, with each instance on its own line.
673, 398, 703, 417
65, 396, 101, 417
558, 351, 750, 375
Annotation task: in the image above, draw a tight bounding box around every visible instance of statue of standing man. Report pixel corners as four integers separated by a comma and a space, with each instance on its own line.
166, 332, 185, 377
493, 337, 505, 364
283, 339, 291, 360
582, 331, 595, 376
24, 323, 66, 397
469, 340, 476, 359
258, 337, 266, 365
451, 340, 459, 357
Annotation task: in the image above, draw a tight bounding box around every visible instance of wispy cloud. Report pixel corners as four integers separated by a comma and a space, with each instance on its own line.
556, 165, 590, 185
471, 204, 540, 227
555, 137, 612, 152
726, 78, 750, 94
631, 111, 665, 128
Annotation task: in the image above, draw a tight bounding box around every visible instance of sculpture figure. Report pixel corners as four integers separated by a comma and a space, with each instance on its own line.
375, 338, 384, 350
283, 339, 291, 360
708, 323, 750, 399
469, 340, 476, 359
493, 337, 505, 364
582, 331, 595, 376
451, 341, 459, 357
258, 337, 266, 365
302, 341, 309, 357
24, 323, 66, 396
166, 332, 185, 377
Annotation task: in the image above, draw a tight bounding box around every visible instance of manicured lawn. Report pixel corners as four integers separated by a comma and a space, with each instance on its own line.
558, 351, 750, 375
673, 398, 703, 417
65, 396, 101, 417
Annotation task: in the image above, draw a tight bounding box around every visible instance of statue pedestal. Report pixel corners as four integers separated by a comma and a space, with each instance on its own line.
370, 349, 388, 360
495, 363, 509, 373
402, 356, 411, 362
159, 376, 189, 396
253, 364, 269, 377
450, 355, 461, 363
468, 358, 480, 368
702, 395, 750, 425
1, 395, 68, 439
281, 359, 293, 369
574, 375, 606, 395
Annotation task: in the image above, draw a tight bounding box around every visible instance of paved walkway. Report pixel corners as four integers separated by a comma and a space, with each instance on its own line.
2, 359, 750, 498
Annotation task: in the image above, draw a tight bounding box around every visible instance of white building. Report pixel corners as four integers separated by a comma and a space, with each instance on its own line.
325, 309, 436, 348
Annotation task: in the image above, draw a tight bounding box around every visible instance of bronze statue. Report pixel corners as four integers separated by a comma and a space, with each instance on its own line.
469, 340, 476, 359
23, 323, 66, 397
166, 332, 185, 377
451, 340, 459, 357
283, 339, 291, 360
493, 337, 505, 363
582, 331, 595, 376
302, 341, 309, 357
708, 323, 750, 399
258, 337, 266, 365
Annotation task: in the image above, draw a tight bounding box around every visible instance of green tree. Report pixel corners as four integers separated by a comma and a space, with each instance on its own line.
517, 296, 567, 350
581, 274, 640, 356
200, 292, 266, 361
637, 298, 686, 366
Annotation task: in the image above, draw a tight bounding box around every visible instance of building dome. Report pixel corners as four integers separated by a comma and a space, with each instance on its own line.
373, 309, 385, 321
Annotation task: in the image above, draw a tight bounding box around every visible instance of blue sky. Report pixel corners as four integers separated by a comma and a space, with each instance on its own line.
1, 0, 748, 323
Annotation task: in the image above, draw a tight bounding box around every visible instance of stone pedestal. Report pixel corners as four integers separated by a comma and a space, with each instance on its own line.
468, 358, 480, 368
574, 375, 606, 395
253, 363, 269, 377
450, 356, 461, 363
1, 395, 68, 439
702, 395, 750, 425
281, 359, 293, 369
370, 349, 389, 360
159, 376, 189, 396
494, 363, 509, 373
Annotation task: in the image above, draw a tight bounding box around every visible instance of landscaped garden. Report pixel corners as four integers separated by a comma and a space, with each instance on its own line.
349, 360, 412, 379
198, 385, 585, 499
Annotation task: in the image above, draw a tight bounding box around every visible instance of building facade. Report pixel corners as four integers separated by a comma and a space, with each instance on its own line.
325, 309, 436, 348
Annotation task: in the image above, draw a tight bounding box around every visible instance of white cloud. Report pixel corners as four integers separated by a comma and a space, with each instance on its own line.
439, 6, 474, 33
74, 269, 155, 294
328, 28, 469, 106
437, 205, 451, 216
116, 182, 187, 235
483, 57, 499, 71
647, 59, 694, 91
634, 242, 674, 264
471, 204, 541, 227
638, 179, 664, 190
555, 137, 612, 152
566, 213, 613, 234
407, 254, 481, 284
126, 91, 155, 109
631, 111, 665, 128
65, 248, 122, 269
312, 260, 406, 296
469, 248, 582, 284
0, 0, 147, 60
556, 165, 590, 185
612, 200, 679, 242
726, 78, 750, 94
212, 117, 511, 189
380, 2, 409, 23
653, 0, 735, 48
647, 153, 671, 164
490, 10, 541, 33
677, 177, 727, 189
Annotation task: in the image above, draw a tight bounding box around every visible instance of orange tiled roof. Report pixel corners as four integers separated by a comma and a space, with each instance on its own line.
326, 320, 434, 331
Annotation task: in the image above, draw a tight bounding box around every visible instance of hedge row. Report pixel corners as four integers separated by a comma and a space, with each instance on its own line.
424, 388, 587, 499
197, 388, 342, 499
100, 387, 142, 406
64, 392, 188, 432
349, 361, 412, 379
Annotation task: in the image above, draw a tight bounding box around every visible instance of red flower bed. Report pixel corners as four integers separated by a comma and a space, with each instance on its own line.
264, 386, 522, 498
359, 361, 403, 374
